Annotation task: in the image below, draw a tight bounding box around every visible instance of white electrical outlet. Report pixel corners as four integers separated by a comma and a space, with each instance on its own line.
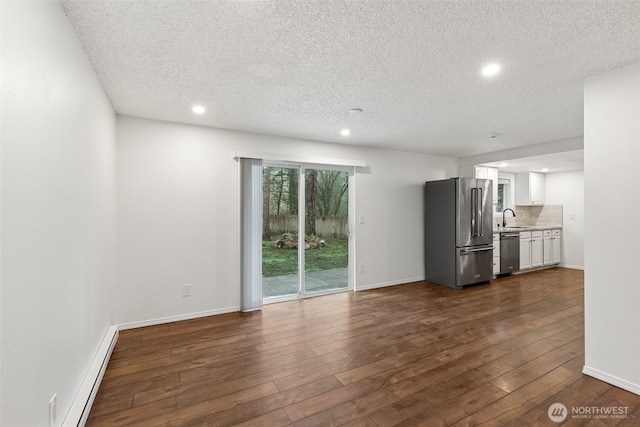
49, 394, 57, 427
182, 284, 191, 297
359, 264, 365, 273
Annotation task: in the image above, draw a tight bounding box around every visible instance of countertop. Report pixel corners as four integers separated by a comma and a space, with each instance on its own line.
493, 226, 562, 233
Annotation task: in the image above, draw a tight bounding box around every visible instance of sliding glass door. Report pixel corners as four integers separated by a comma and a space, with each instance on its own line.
302, 168, 349, 295
262, 164, 352, 301
261, 166, 300, 299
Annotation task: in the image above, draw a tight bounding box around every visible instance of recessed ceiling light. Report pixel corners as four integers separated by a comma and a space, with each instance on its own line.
488, 134, 498, 140
341, 129, 351, 136
192, 105, 206, 114
541, 168, 549, 172
349, 108, 363, 114
482, 63, 501, 77
499, 163, 508, 167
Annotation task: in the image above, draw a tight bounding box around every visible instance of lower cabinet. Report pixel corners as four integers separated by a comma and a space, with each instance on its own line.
543, 229, 562, 266
518, 229, 555, 271
543, 236, 553, 265
519, 232, 531, 270
531, 233, 543, 268
493, 233, 500, 276
552, 232, 561, 264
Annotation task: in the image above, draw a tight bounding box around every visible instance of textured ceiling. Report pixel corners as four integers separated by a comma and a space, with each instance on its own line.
60, 0, 640, 157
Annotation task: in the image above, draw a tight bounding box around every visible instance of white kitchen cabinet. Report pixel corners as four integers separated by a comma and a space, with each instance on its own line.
543, 229, 561, 266
518, 228, 561, 272
519, 230, 545, 271
531, 236, 543, 267
552, 230, 561, 264
493, 233, 500, 276
543, 236, 552, 265
487, 167, 499, 205
515, 172, 545, 205
474, 166, 499, 205
474, 166, 488, 179
519, 232, 531, 270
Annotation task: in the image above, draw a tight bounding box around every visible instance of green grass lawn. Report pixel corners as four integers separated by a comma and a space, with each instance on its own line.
262, 237, 348, 277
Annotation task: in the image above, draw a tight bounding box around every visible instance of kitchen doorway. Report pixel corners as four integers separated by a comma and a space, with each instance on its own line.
261, 163, 353, 302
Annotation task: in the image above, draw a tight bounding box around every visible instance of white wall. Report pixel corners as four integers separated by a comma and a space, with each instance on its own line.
116, 116, 458, 326
545, 170, 584, 269
0, 2, 116, 426
584, 62, 640, 394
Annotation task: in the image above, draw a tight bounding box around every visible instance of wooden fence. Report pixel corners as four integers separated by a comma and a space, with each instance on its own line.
268, 215, 348, 239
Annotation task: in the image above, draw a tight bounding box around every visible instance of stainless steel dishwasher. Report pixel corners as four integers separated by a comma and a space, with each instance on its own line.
500, 232, 521, 275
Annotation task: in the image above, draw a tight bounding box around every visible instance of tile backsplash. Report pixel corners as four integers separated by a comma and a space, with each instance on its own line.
494, 205, 563, 228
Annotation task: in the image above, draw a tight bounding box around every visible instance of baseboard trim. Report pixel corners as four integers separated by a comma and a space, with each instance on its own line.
559, 264, 584, 270
117, 306, 240, 330
63, 325, 118, 427
356, 277, 425, 291
583, 365, 640, 396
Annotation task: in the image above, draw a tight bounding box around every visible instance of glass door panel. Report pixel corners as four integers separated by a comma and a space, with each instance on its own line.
303, 168, 349, 294
262, 166, 300, 299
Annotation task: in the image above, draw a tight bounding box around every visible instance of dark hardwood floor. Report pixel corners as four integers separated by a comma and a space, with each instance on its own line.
87, 268, 640, 426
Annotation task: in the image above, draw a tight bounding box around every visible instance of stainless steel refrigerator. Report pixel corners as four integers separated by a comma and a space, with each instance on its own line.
424, 177, 493, 289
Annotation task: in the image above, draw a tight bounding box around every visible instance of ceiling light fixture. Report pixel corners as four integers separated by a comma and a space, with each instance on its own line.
499, 163, 508, 167
542, 168, 549, 172
349, 108, 363, 114
341, 129, 351, 136
482, 63, 501, 77
192, 105, 206, 114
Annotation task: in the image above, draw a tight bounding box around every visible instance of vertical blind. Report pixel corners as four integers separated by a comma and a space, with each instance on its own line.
241, 158, 263, 311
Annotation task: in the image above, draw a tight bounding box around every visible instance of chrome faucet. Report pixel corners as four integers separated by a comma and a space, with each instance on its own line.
502, 208, 516, 227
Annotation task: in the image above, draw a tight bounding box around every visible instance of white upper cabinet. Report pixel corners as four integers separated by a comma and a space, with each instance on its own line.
474, 166, 499, 205
487, 167, 498, 205
515, 172, 545, 205
474, 166, 488, 179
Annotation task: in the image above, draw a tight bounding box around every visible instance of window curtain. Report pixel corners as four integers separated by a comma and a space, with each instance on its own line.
241, 158, 263, 311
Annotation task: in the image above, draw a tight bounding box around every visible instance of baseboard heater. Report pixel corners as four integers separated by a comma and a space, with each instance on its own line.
63, 326, 119, 427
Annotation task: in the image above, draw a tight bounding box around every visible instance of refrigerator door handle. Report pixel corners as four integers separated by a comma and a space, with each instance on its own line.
460, 246, 493, 253
470, 187, 477, 237
477, 186, 484, 237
